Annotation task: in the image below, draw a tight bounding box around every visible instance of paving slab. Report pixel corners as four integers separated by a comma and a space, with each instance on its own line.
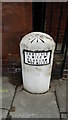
0, 109, 2, 120
54, 80, 67, 113
10, 90, 60, 118
0, 109, 8, 120
61, 113, 68, 119
2, 77, 16, 109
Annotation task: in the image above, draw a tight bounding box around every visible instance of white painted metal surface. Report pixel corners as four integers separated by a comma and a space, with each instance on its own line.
20, 32, 55, 93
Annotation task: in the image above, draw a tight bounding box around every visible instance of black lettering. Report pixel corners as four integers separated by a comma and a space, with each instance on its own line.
32, 56, 34, 58
44, 56, 46, 58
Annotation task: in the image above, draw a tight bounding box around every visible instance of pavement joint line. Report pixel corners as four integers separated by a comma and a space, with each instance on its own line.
0, 108, 9, 110
6, 86, 17, 120
60, 112, 68, 114
16, 87, 24, 92
54, 90, 61, 119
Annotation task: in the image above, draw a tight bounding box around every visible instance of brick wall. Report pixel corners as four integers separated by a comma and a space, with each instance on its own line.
2, 2, 32, 64
2, 2, 68, 65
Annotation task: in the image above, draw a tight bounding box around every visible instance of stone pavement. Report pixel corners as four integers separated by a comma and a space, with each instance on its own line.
0, 76, 68, 119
